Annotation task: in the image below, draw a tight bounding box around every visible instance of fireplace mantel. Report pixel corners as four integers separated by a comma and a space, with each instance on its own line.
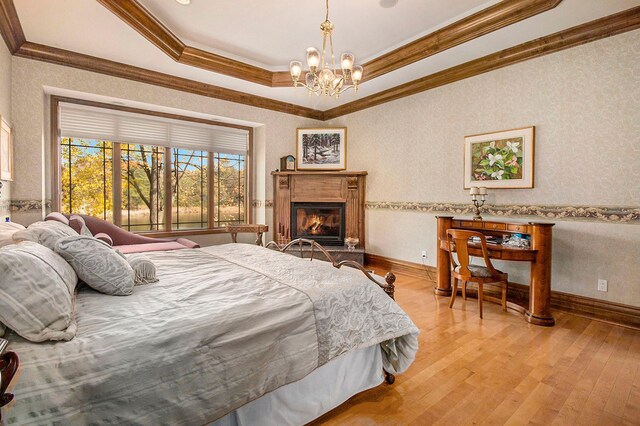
272, 171, 367, 248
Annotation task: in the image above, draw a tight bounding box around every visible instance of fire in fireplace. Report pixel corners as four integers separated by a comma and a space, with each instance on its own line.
291, 202, 345, 246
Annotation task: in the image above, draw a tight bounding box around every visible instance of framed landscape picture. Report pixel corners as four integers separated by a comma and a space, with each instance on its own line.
464, 126, 534, 189
0, 116, 13, 181
296, 128, 346, 170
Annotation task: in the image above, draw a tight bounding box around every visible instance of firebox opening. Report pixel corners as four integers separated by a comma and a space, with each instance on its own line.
291, 202, 346, 246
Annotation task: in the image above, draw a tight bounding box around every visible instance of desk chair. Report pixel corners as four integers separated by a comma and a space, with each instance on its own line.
446, 229, 508, 319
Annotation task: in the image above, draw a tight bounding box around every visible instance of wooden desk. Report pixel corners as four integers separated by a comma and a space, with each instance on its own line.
436, 216, 555, 326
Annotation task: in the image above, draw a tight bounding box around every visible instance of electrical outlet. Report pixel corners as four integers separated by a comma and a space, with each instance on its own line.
421, 250, 427, 259
597, 279, 608, 292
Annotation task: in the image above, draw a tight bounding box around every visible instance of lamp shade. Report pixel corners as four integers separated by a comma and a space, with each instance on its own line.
351, 65, 363, 83
320, 67, 335, 85
290, 61, 302, 80
341, 52, 354, 71
306, 47, 320, 70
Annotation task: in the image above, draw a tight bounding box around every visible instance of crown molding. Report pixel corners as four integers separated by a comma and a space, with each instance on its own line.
14, 42, 324, 120
96, 0, 273, 86
360, 0, 563, 82
323, 6, 640, 120
96, 0, 183, 60
96, 0, 563, 88
2, 3, 639, 121
0, 0, 24, 54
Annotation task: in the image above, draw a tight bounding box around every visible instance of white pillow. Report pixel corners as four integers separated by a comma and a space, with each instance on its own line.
55, 235, 135, 296
13, 220, 78, 251
0, 241, 78, 342
0, 222, 26, 248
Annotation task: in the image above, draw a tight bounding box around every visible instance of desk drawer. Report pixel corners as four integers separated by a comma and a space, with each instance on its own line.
507, 224, 528, 232
485, 222, 506, 231
460, 220, 482, 228
487, 249, 502, 259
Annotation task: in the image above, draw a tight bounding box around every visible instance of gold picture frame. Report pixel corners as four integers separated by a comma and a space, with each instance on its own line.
464, 126, 534, 189
0, 116, 13, 181
296, 128, 346, 171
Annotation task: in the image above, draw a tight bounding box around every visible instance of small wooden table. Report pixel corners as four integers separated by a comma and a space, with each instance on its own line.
226, 224, 269, 246
436, 216, 555, 326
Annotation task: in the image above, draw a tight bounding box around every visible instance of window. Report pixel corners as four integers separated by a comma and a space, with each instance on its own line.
56, 100, 250, 232
61, 139, 113, 222
121, 143, 165, 231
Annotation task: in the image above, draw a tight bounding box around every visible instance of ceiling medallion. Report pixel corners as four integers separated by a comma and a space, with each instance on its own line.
289, 0, 364, 98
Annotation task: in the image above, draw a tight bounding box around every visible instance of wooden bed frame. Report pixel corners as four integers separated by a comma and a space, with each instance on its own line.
0, 339, 18, 421
266, 238, 398, 384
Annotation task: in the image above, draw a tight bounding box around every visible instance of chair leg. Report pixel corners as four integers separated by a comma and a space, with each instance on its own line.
477, 282, 484, 319
462, 281, 467, 300
449, 279, 458, 309
501, 281, 508, 312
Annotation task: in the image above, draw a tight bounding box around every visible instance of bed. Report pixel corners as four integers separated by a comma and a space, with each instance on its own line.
1, 241, 419, 425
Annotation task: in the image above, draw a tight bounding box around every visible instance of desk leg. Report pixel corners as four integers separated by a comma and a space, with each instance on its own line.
435, 216, 453, 296
525, 225, 555, 326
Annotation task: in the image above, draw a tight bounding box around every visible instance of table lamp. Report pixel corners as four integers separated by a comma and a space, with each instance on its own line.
470, 186, 487, 220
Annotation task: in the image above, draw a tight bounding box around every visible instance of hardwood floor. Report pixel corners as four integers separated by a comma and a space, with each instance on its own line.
310, 273, 640, 425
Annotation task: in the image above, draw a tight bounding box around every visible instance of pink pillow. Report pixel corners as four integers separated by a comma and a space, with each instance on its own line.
94, 233, 113, 246
69, 215, 89, 235
45, 212, 69, 226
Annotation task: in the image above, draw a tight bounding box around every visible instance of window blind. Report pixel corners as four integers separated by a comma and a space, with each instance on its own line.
59, 102, 249, 155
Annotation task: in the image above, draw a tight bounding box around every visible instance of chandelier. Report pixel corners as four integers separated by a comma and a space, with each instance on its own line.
289, 0, 364, 98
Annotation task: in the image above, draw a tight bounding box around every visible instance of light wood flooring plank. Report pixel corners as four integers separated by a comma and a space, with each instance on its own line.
310, 273, 640, 426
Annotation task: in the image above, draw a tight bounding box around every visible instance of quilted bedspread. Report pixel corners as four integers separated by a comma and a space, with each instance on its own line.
4, 244, 419, 425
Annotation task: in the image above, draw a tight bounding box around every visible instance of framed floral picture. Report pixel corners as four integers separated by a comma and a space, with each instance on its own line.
296, 128, 346, 170
464, 126, 534, 189
0, 116, 13, 181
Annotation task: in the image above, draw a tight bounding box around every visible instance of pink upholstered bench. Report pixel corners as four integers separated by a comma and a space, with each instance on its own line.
45, 213, 200, 253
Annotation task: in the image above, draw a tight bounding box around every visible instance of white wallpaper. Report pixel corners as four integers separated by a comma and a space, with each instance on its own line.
329, 30, 640, 306
0, 41, 11, 221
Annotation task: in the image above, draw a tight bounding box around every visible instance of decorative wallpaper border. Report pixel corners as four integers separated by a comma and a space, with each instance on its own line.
365, 202, 640, 224
252, 200, 274, 208
10, 199, 52, 212
13, 198, 638, 224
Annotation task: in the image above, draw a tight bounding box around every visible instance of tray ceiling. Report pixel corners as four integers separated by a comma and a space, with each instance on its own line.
11, 0, 640, 113
136, 0, 496, 68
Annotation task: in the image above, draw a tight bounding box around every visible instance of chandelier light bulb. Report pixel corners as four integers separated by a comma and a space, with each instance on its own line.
306, 48, 320, 71
320, 67, 335, 85
351, 65, 364, 83
305, 72, 315, 87
340, 53, 354, 71
290, 61, 303, 81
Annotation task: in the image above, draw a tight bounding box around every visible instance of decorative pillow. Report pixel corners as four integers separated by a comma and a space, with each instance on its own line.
94, 232, 114, 246
0, 241, 79, 342
125, 253, 159, 285
13, 220, 78, 251
0, 222, 26, 248
45, 212, 70, 226
69, 215, 93, 237
55, 235, 135, 296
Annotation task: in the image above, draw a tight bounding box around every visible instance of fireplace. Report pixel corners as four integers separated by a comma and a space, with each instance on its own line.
291, 202, 346, 246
